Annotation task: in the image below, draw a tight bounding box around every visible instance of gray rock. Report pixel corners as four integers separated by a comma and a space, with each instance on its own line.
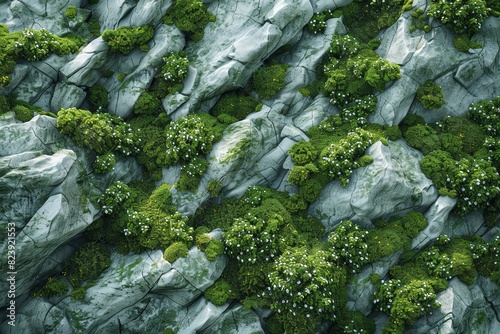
309, 140, 438, 230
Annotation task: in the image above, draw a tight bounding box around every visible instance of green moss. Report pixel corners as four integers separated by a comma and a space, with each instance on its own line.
206, 179, 223, 197
204, 279, 234, 306
88, 84, 108, 112
416, 81, 445, 110
204, 239, 225, 261
288, 141, 318, 166
102, 25, 154, 54
404, 124, 441, 154
252, 63, 289, 100
210, 90, 259, 120
163, 242, 189, 263
163, 0, 216, 42
64, 242, 111, 288
13, 104, 34, 122
34, 278, 68, 298
65, 6, 78, 20
196, 233, 211, 251
134, 91, 162, 115
88, 19, 101, 37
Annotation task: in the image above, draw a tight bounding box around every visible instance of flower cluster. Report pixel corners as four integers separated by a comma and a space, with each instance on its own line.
373, 279, 440, 330
468, 97, 500, 136
92, 152, 116, 173
307, 10, 335, 34
319, 129, 374, 186
266, 247, 345, 323
328, 34, 362, 59
162, 52, 189, 86
428, 0, 489, 35
319, 95, 377, 132
223, 214, 284, 265
420, 246, 454, 279
328, 221, 370, 273
324, 34, 400, 106
165, 114, 216, 164
99, 181, 131, 215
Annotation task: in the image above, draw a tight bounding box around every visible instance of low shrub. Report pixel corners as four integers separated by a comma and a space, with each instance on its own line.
164, 242, 189, 263
13, 104, 34, 122
34, 278, 68, 298
404, 124, 440, 155
307, 9, 339, 34
428, 0, 489, 36
416, 81, 445, 110
204, 279, 234, 306
204, 239, 225, 260
163, 0, 216, 41
176, 156, 209, 192
468, 97, 500, 136
210, 90, 259, 120
328, 221, 370, 274
289, 141, 318, 166
252, 64, 289, 100
134, 91, 162, 115
160, 52, 189, 95
92, 152, 116, 173
64, 243, 111, 287
102, 25, 154, 54
206, 179, 223, 197
65, 6, 78, 19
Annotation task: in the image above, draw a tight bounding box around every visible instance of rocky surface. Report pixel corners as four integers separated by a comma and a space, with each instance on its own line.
1, 0, 500, 333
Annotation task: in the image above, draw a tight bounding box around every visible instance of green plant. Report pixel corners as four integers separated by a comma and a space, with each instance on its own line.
160, 52, 189, 95
267, 247, 347, 334
428, 0, 490, 35
13, 104, 34, 122
70, 287, 86, 300
102, 25, 154, 54
416, 81, 445, 110
252, 64, 289, 100
289, 141, 318, 166
288, 163, 319, 186
65, 6, 78, 19
409, 8, 431, 33
328, 221, 370, 274
324, 35, 400, 106
92, 152, 116, 173
404, 124, 440, 155
64, 242, 111, 287
196, 233, 211, 251
373, 279, 440, 333
88, 84, 108, 112
163, 242, 189, 262
99, 181, 132, 215
176, 156, 209, 192
307, 9, 339, 34
134, 91, 162, 115
319, 129, 375, 186
165, 114, 218, 164
34, 278, 68, 298
204, 279, 234, 306
207, 179, 223, 197
163, 0, 216, 41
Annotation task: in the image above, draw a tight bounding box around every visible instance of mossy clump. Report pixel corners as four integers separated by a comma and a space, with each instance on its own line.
0, 27, 81, 88
34, 278, 68, 298
416, 81, 445, 110
65, 6, 78, 19
102, 25, 154, 54
13, 104, 34, 122
453, 35, 483, 52
252, 63, 289, 100
64, 242, 111, 288
88, 84, 108, 112
210, 90, 259, 121
133, 91, 162, 115
428, 0, 490, 36
164, 242, 189, 263
163, 0, 216, 42
204, 279, 234, 306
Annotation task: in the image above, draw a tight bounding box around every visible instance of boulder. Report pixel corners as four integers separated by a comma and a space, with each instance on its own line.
309, 140, 438, 230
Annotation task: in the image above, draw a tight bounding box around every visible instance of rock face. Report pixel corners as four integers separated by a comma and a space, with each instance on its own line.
309, 140, 438, 230
1, 0, 500, 333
